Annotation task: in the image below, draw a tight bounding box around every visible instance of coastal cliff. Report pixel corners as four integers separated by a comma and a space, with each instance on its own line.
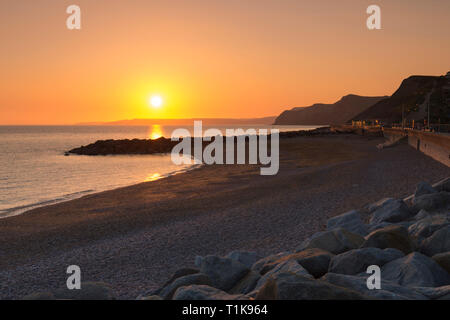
274, 95, 387, 125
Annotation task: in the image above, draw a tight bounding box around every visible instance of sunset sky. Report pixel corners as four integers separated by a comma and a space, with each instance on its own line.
1, 0, 449, 125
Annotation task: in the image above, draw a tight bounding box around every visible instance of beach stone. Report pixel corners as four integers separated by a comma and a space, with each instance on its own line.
368, 221, 414, 234
198, 255, 250, 291
413, 285, 450, 299
254, 259, 312, 291
414, 182, 437, 198
226, 251, 260, 269
52, 282, 116, 300
420, 225, 450, 256
322, 273, 427, 300
326, 210, 368, 236
408, 214, 449, 245
361, 225, 414, 254
159, 273, 211, 300
369, 199, 413, 224
251, 252, 291, 275
152, 267, 199, 295
432, 252, 450, 273
297, 228, 364, 255
329, 247, 404, 275
173, 285, 249, 300
382, 252, 450, 287
229, 270, 260, 294
412, 192, 450, 213
22, 292, 55, 300
255, 272, 367, 300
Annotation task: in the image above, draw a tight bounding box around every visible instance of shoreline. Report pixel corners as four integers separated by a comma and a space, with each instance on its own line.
1, 134, 449, 299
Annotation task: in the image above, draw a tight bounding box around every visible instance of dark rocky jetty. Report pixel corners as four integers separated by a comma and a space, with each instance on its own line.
65, 127, 335, 156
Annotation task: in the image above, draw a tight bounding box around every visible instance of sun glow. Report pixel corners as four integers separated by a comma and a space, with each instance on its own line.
149, 95, 163, 109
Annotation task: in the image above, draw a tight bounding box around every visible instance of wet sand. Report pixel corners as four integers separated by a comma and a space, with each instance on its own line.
1, 134, 449, 299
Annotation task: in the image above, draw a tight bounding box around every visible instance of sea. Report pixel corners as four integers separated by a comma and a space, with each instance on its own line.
0, 124, 319, 218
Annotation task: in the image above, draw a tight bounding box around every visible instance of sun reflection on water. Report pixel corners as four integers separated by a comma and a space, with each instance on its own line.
145, 173, 162, 182
148, 124, 163, 140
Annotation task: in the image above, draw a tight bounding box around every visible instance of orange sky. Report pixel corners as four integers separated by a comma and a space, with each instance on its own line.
1, 0, 449, 125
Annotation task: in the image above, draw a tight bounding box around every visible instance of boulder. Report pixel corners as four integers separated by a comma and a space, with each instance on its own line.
52, 282, 116, 300
361, 225, 414, 254
368, 221, 414, 234
321, 273, 427, 300
413, 285, 450, 299
369, 199, 413, 224
254, 259, 312, 291
255, 272, 368, 300
412, 192, 450, 213
253, 249, 333, 279
329, 248, 404, 275
197, 255, 250, 291
229, 271, 260, 294
151, 267, 199, 295
326, 210, 368, 236
173, 285, 249, 300
420, 225, 450, 256
381, 252, 450, 287
251, 252, 291, 275
433, 178, 450, 192
159, 273, 211, 300
413, 209, 431, 221
366, 198, 394, 213
226, 251, 260, 269
297, 228, 365, 255
291, 248, 334, 278
432, 252, 450, 273
408, 215, 449, 245
414, 182, 437, 198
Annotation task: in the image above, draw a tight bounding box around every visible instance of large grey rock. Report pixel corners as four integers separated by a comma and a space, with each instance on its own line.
413, 285, 450, 299
414, 182, 437, 198
366, 198, 394, 213
297, 228, 364, 255
322, 273, 427, 300
433, 178, 450, 192
291, 248, 334, 278
151, 267, 199, 295
251, 252, 291, 275
327, 210, 368, 236
226, 251, 260, 269
382, 252, 450, 287
159, 273, 211, 300
432, 252, 450, 273
53, 282, 116, 300
361, 225, 414, 254
420, 225, 450, 256
255, 272, 368, 300
408, 215, 449, 245
413, 209, 431, 221
412, 192, 450, 213
368, 221, 414, 234
329, 248, 404, 275
370, 199, 413, 224
173, 285, 249, 300
197, 255, 250, 291
229, 270, 260, 294
254, 260, 312, 291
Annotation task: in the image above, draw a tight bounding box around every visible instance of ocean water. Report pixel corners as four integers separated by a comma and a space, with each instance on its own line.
0, 124, 318, 218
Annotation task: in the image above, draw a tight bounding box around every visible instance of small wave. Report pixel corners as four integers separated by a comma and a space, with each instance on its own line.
0, 189, 96, 219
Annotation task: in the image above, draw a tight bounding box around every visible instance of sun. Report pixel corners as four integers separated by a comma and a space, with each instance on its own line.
149, 95, 163, 109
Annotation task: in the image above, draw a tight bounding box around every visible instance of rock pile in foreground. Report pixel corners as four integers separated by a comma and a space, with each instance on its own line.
23, 178, 450, 300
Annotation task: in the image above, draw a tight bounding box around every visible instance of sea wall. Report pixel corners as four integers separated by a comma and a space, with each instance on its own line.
383, 128, 450, 167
